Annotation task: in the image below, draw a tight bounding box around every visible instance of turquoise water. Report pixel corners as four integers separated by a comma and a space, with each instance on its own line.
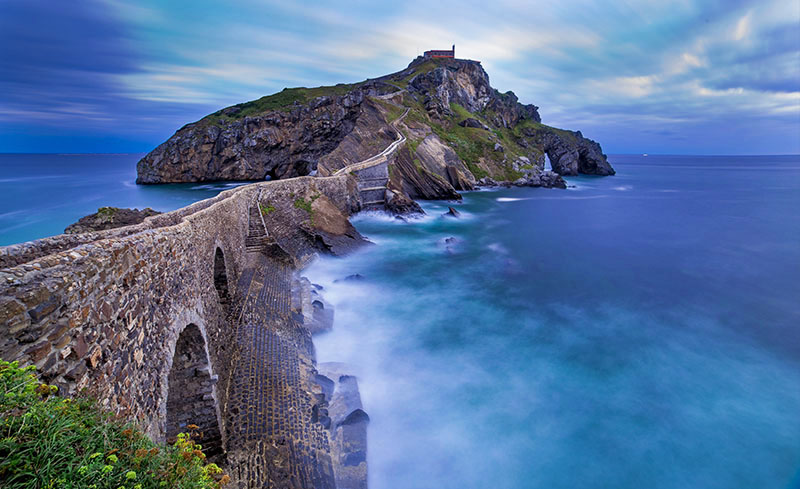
1, 154, 798, 488
306, 155, 800, 489
0, 153, 252, 245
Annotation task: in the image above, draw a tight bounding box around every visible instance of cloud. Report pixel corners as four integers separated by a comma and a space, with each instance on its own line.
1, 0, 798, 153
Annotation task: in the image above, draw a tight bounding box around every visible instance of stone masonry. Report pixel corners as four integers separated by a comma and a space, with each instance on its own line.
0, 175, 364, 488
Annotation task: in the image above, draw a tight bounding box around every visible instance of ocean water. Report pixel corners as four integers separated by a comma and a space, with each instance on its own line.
0, 153, 253, 246
1, 154, 798, 488
305, 155, 800, 489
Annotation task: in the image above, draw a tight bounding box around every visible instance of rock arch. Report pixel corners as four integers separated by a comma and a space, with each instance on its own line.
166, 323, 224, 461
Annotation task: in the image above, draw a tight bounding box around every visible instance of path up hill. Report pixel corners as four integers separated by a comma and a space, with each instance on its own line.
136, 57, 615, 200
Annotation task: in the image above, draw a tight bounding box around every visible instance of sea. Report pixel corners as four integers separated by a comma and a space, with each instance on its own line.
2, 153, 799, 488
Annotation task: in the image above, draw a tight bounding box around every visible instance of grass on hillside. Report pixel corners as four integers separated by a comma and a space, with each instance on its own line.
370, 97, 406, 123
0, 360, 229, 489
202, 83, 362, 126
259, 202, 275, 216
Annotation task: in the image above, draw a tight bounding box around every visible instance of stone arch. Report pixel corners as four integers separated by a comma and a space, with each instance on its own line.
213, 247, 231, 308
166, 323, 224, 461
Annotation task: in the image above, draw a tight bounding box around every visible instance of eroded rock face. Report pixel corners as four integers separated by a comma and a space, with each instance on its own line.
522, 128, 615, 176
409, 59, 493, 116
137, 91, 366, 183
389, 146, 462, 201
137, 55, 613, 195
64, 207, 161, 234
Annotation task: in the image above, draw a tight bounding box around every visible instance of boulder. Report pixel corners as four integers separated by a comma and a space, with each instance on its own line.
458, 118, 488, 130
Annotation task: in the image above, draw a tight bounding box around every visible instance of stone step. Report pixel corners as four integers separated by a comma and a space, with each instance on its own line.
360, 188, 386, 203
357, 177, 388, 184
364, 200, 385, 206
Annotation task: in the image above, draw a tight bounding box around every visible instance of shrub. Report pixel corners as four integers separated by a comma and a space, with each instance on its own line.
0, 360, 230, 488
258, 202, 275, 217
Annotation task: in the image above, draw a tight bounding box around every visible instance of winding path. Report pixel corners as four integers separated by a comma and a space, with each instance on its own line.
332, 105, 409, 209
333, 107, 409, 176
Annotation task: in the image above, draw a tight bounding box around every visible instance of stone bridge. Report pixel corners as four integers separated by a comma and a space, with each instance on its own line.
0, 175, 367, 488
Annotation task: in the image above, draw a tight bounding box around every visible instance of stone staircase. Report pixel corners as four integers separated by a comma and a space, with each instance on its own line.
353, 162, 389, 210
245, 200, 295, 263
245, 202, 269, 252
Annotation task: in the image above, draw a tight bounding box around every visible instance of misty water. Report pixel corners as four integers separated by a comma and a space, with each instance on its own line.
306, 155, 800, 489
1, 154, 798, 488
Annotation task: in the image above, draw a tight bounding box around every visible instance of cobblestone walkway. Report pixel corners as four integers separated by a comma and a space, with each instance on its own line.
223, 249, 334, 489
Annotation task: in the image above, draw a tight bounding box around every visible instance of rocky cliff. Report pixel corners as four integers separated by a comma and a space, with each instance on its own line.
137, 57, 614, 196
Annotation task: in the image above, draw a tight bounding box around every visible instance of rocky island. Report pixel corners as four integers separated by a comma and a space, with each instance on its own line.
1, 55, 614, 489
137, 56, 614, 211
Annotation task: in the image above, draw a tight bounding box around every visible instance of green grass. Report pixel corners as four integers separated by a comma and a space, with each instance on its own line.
391, 60, 438, 88
371, 97, 405, 122
512, 119, 580, 144
201, 83, 362, 126
0, 360, 228, 489
294, 194, 320, 226
406, 133, 421, 155
96, 207, 118, 219
294, 194, 319, 214
448, 102, 475, 121
259, 202, 275, 217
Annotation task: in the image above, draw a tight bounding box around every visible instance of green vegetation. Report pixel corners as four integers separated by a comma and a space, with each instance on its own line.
412, 158, 424, 174
259, 202, 275, 217
406, 136, 421, 155
97, 207, 118, 219
512, 118, 579, 145
0, 360, 229, 489
294, 194, 319, 214
202, 82, 362, 126
391, 60, 438, 88
371, 97, 405, 122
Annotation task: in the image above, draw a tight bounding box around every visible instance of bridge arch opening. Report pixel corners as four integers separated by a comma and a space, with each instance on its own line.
213, 247, 230, 308
166, 323, 224, 461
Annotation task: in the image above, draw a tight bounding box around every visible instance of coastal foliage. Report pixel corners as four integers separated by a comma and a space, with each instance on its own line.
205, 83, 361, 125
259, 202, 275, 216
0, 360, 229, 489
293, 194, 318, 214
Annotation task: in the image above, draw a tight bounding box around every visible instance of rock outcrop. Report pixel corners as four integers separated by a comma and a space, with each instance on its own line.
64, 207, 161, 234
137, 55, 614, 203
520, 127, 615, 176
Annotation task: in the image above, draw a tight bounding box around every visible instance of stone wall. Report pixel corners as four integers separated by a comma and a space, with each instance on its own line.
0, 175, 359, 447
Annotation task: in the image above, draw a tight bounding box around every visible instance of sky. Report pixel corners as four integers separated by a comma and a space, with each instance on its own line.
0, 0, 798, 155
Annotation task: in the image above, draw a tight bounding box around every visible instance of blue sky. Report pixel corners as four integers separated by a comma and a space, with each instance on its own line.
1, 0, 798, 154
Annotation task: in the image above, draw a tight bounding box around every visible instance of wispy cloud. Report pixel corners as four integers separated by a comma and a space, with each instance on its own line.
0, 0, 798, 153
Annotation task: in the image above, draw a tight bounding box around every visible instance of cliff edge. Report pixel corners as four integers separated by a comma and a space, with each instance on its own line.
137, 57, 614, 198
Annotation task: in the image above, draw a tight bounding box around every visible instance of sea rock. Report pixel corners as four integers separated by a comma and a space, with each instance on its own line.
384, 188, 424, 216
443, 207, 461, 218
316, 363, 369, 489
334, 273, 365, 283
519, 128, 615, 176
64, 207, 161, 234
